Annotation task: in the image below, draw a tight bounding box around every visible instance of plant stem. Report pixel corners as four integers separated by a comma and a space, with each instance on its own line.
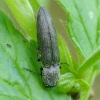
79, 70, 96, 100
77, 46, 100, 78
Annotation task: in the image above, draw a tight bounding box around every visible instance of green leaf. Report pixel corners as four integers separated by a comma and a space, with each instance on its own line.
5, 0, 36, 40
57, 0, 100, 100
28, 0, 40, 13
0, 10, 72, 100
58, 36, 76, 74
69, 82, 80, 93
57, 73, 75, 93
57, 0, 99, 58
76, 79, 90, 91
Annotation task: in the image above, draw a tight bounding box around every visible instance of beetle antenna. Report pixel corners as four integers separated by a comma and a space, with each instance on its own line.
60, 63, 70, 66
23, 67, 41, 75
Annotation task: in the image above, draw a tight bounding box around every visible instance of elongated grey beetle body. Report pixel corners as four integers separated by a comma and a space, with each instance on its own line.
36, 7, 60, 87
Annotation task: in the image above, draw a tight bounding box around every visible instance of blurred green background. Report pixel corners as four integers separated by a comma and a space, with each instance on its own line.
0, 0, 99, 100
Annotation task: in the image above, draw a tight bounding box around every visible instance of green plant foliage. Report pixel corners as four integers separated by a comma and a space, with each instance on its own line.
57, 0, 100, 100
5, 0, 37, 40
57, 73, 75, 93
0, 9, 72, 100
1, 0, 100, 100
57, 73, 90, 93
57, 0, 99, 58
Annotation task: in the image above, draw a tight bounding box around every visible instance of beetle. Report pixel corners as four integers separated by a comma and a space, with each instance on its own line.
36, 6, 60, 87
